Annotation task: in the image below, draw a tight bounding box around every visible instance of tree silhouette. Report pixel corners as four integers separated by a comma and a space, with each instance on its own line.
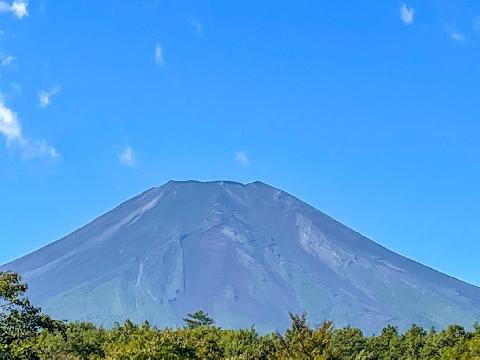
183, 310, 215, 328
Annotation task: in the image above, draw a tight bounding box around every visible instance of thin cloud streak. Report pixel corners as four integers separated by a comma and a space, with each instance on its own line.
0, 0, 28, 19
155, 43, 164, 67
450, 32, 466, 42
119, 145, 136, 167
400, 4, 414, 25
1, 55, 15, 67
0, 97, 58, 159
235, 151, 250, 167
39, 85, 61, 108
0, 97, 21, 143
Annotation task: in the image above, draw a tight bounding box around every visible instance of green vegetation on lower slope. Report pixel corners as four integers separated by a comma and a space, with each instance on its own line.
1, 271, 480, 359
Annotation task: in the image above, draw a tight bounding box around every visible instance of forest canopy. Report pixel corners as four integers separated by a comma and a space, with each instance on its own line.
1, 271, 480, 359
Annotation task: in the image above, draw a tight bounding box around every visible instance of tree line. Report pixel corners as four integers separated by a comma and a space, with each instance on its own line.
1, 271, 480, 359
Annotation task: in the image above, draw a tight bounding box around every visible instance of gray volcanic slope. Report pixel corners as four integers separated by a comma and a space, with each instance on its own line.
2, 180, 480, 334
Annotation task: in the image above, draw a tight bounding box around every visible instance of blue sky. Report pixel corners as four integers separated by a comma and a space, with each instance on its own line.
1, 0, 480, 285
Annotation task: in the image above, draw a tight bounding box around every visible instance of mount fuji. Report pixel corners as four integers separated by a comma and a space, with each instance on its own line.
2, 180, 480, 334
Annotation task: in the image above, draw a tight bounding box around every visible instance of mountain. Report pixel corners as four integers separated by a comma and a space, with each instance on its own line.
2, 180, 480, 334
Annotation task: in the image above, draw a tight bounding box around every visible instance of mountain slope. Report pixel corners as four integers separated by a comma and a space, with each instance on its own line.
2, 180, 480, 334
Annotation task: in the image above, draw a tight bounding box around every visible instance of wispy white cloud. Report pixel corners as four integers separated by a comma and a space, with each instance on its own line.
190, 20, 203, 34
20, 139, 59, 159
0, 0, 28, 19
0, 96, 58, 159
119, 145, 136, 167
0, 98, 21, 144
10, 0, 26, 18
39, 85, 61, 108
235, 151, 250, 167
155, 43, 164, 67
400, 4, 414, 25
1, 54, 14, 67
450, 32, 466, 42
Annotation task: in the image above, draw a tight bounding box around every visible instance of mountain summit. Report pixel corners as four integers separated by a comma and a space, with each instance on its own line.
2, 180, 480, 333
